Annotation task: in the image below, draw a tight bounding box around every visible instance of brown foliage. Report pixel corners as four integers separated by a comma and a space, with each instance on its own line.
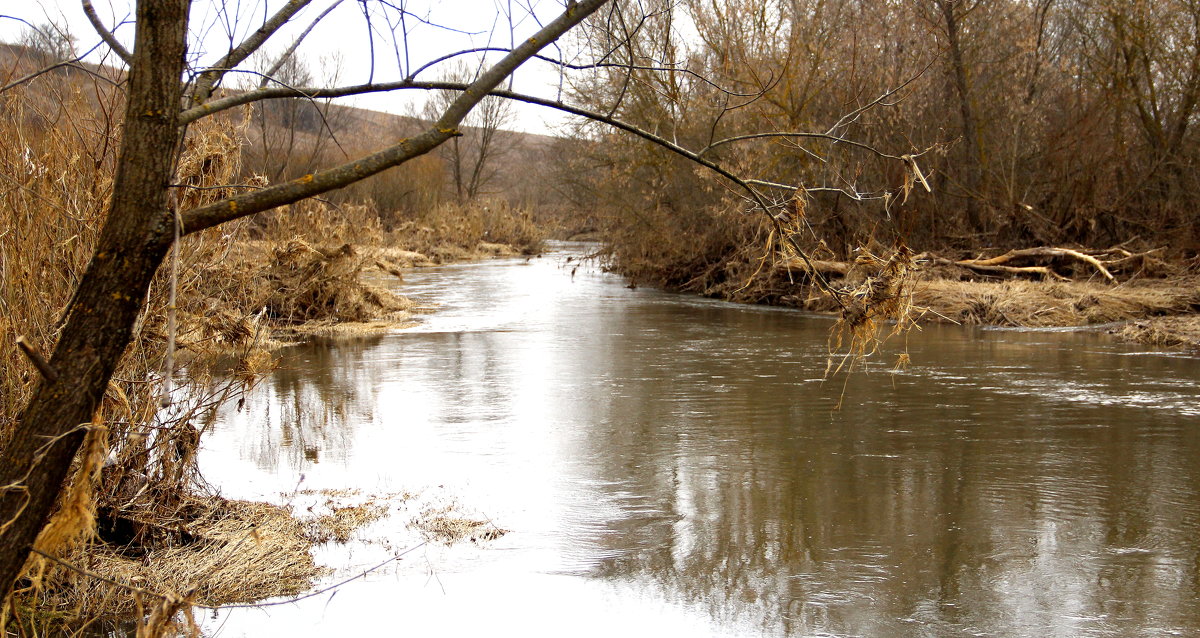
567, 0, 1200, 304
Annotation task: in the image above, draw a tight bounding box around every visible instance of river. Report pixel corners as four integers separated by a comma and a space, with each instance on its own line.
197, 241, 1200, 637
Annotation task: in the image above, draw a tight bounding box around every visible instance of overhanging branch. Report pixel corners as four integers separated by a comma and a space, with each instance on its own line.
180, 0, 612, 234
82, 0, 132, 64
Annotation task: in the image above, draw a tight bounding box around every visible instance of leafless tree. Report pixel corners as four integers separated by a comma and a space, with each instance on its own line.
424, 61, 518, 201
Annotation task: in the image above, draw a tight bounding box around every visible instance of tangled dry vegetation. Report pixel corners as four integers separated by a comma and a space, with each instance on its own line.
385, 199, 546, 260
0, 85, 344, 634
600, 203, 1200, 350
411, 505, 508, 545
0, 54, 544, 630
15, 496, 321, 623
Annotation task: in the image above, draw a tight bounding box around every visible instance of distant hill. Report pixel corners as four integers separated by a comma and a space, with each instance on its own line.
1, 41, 579, 218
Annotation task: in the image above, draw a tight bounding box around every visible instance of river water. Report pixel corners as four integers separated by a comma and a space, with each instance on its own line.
198, 242, 1200, 637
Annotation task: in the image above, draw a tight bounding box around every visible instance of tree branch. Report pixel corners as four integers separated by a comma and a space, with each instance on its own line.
0, 50, 112, 95
191, 0, 313, 105
81, 0, 132, 64
178, 75, 845, 300
402, 46, 760, 96
258, 0, 344, 88
701, 131, 902, 159
180, 0, 613, 234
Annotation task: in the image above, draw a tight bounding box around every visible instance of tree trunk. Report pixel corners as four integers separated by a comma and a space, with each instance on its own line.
0, 0, 188, 598
939, 0, 984, 232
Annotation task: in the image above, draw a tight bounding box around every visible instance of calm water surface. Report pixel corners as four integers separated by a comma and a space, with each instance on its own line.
199, 242, 1200, 637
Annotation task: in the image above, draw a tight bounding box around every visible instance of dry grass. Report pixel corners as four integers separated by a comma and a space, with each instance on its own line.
411, 505, 508, 545
1, 68, 416, 633
599, 199, 1200, 351
2, 49, 540, 637
1113, 316, 1200, 348
829, 246, 920, 356
387, 199, 546, 260
304, 502, 389, 544
911, 276, 1200, 327
11, 494, 323, 633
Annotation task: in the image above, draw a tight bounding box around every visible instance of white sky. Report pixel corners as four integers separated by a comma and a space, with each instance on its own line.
1, 0, 583, 133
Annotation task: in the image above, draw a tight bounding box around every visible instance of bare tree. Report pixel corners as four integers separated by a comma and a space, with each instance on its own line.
17, 22, 78, 66
425, 61, 517, 201
243, 50, 349, 184
930, 0, 985, 232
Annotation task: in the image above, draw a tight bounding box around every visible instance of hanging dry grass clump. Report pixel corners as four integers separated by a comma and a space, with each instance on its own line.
21, 422, 108, 593
827, 244, 921, 375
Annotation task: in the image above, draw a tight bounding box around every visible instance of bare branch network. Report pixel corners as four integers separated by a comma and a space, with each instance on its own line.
40, 0, 916, 242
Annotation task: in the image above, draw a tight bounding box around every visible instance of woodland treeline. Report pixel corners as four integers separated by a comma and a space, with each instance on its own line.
559, 0, 1200, 268
238, 62, 561, 223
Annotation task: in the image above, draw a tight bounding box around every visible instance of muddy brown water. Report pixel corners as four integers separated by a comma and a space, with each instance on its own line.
197, 242, 1200, 637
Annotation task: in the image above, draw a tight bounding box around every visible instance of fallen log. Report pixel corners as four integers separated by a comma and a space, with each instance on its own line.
958, 247, 1115, 281
777, 257, 851, 276
927, 256, 1069, 281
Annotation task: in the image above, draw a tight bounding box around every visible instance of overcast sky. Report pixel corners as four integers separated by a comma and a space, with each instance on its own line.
1, 0, 582, 133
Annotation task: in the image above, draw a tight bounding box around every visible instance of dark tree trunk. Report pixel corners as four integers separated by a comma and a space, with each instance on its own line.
0, 0, 189, 598
939, 0, 984, 232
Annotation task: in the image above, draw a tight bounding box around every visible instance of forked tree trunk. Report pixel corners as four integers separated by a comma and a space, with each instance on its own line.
0, 0, 189, 598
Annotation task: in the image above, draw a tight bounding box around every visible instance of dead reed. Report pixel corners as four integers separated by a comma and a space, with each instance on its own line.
386, 198, 547, 260
3, 49, 540, 635
0, 73, 353, 632
1115, 316, 1200, 348
10, 494, 322, 636
411, 504, 508, 545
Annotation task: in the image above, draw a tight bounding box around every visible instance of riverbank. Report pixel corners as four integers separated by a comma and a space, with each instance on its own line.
874, 273, 1198, 349
911, 276, 1200, 348
602, 239, 1200, 350
3, 232, 539, 635
0, 125, 544, 633
906, 273, 1200, 348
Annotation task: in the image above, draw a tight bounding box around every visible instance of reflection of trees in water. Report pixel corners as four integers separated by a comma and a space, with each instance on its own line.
569, 303, 1200, 636
423, 332, 512, 426
232, 335, 387, 472
214, 266, 1200, 635
227, 327, 520, 475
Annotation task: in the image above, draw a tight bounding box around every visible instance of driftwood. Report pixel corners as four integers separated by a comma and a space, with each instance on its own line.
955, 247, 1114, 281
927, 256, 1069, 281
778, 258, 850, 276
774, 246, 1168, 283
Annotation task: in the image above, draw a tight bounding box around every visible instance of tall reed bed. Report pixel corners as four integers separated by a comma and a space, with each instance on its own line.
0, 74, 328, 633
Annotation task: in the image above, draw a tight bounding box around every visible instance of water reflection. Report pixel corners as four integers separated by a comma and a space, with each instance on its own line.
202, 244, 1200, 637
